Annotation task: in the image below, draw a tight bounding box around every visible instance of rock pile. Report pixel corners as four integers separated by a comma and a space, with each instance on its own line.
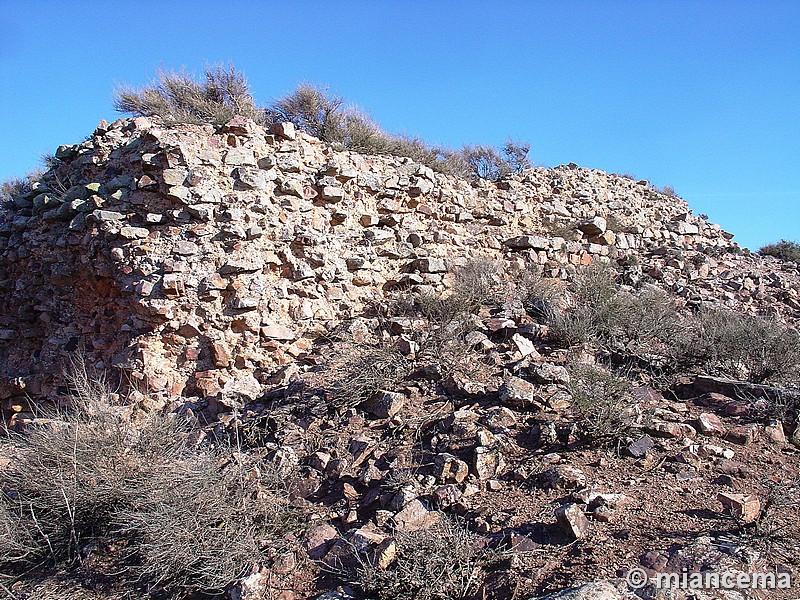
1, 116, 798, 419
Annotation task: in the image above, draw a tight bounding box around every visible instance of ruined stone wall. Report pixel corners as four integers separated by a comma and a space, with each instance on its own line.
1, 116, 797, 422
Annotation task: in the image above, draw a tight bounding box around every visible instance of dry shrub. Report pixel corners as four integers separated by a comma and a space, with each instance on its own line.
759, 240, 800, 263
551, 265, 623, 347
271, 83, 345, 142
114, 65, 264, 126
409, 259, 504, 362
567, 365, 635, 444
723, 479, 800, 567
551, 267, 684, 358
460, 139, 531, 182
680, 309, 800, 384
115, 451, 296, 594
517, 271, 564, 326
327, 344, 411, 410
0, 359, 298, 594
355, 516, 497, 600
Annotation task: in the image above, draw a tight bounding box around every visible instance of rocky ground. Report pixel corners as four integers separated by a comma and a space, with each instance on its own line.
1, 117, 799, 599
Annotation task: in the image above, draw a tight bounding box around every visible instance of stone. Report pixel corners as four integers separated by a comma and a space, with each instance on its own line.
535, 581, 624, 600
393, 499, 438, 531
555, 503, 590, 540
161, 274, 185, 297
717, 492, 760, 523
726, 425, 757, 445
764, 420, 786, 444
697, 412, 727, 437
627, 434, 655, 458
503, 235, 549, 250
362, 390, 406, 419
90, 209, 124, 222
499, 376, 543, 411
210, 341, 231, 367
225, 147, 257, 166
222, 374, 262, 402
434, 452, 470, 484
261, 324, 296, 341
119, 226, 150, 240
415, 257, 447, 273
527, 362, 570, 384
235, 167, 271, 190
272, 121, 296, 140
304, 523, 338, 559
161, 168, 187, 187
578, 216, 607, 236
512, 333, 538, 357
473, 446, 502, 480
320, 186, 345, 202
542, 465, 587, 490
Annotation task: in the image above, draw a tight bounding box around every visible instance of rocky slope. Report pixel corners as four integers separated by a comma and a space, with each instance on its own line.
1, 117, 799, 599
1, 116, 798, 418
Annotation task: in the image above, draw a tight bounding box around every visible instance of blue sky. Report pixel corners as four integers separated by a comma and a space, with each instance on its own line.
1, 1, 798, 249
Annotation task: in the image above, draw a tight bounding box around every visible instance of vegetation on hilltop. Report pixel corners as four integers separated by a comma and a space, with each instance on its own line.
113, 65, 531, 182
760, 239, 800, 263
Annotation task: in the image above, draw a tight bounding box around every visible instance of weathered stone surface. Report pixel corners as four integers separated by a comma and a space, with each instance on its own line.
361, 390, 406, 419
555, 503, 590, 540
393, 499, 438, 531
499, 376, 543, 411
504, 235, 549, 250
578, 216, 606, 236
533, 581, 625, 600
717, 492, 760, 523
627, 434, 655, 458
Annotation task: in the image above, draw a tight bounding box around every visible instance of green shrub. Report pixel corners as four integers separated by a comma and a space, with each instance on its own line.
567, 365, 635, 444
355, 515, 497, 600
759, 240, 800, 263
114, 65, 265, 126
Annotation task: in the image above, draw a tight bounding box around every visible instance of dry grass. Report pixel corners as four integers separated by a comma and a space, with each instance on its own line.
678, 309, 800, 384
567, 365, 636, 445
326, 344, 411, 410
114, 65, 264, 126
0, 358, 299, 595
354, 515, 498, 600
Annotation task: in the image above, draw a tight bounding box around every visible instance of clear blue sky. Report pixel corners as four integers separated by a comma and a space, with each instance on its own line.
1, 1, 798, 249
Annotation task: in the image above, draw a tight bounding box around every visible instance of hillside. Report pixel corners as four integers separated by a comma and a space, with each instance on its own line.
1, 115, 799, 600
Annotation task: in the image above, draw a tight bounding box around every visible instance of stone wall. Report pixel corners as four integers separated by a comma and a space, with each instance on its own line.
1, 116, 797, 422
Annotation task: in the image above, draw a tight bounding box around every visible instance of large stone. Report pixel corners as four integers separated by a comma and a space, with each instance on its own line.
499, 376, 543, 411
434, 453, 470, 483
717, 492, 760, 523
504, 235, 549, 250
697, 412, 727, 437
304, 523, 338, 559
272, 121, 296, 140
362, 390, 406, 419
393, 499, 438, 531
414, 257, 447, 273
555, 503, 590, 540
578, 217, 607, 236
534, 581, 624, 600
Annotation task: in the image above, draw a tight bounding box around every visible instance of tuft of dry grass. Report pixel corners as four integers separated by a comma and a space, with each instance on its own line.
114, 64, 264, 126
567, 364, 636, 445
354, 515, 498, 600
0, 357, 299, 595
